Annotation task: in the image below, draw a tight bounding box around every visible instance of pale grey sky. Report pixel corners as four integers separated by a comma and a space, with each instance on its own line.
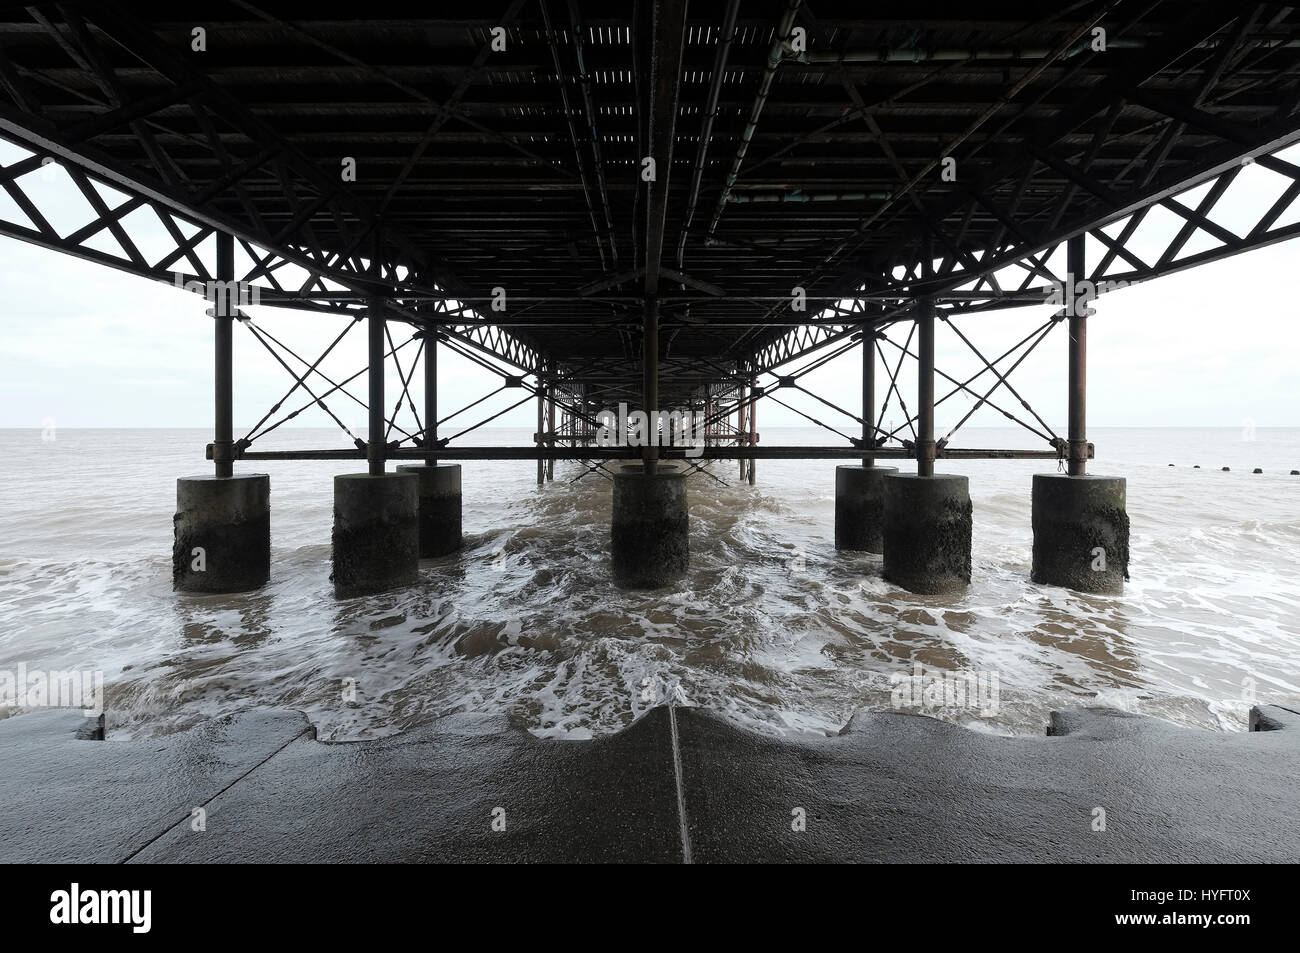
2, 139, 1298, 443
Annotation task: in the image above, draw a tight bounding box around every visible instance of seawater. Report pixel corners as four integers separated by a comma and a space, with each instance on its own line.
1, 426, 1297, 741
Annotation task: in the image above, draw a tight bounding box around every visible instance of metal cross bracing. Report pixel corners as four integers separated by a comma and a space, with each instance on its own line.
0, 2, 1299, 473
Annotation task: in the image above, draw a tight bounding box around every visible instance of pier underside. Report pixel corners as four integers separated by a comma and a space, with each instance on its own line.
2, 1, 1299, 594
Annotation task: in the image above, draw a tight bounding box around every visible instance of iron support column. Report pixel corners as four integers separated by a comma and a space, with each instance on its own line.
1067, 234, 1088, 476
536, 364, 545, 485
916, 295, 936, 477
401, 325, 462, 559
368, 296, 386, 476
643, 297, 660, 474
547, 367, 556, 482
705, 391, 712, 449
862, 326, 875, 469
424, 326, 437, 461
738, 379, 747, 481
748, 367, 757, 485
178, 230, 269, 593
213, 232, 234, 478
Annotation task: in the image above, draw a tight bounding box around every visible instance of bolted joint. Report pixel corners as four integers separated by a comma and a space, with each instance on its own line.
504, 375, 525, 388
1066, 438, 1092, 476
211, 439, 234, 465
916, 439, 938, 463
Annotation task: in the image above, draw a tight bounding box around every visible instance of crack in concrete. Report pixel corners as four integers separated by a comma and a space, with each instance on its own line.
668, 704, 693, 864
118, 721, 313, 864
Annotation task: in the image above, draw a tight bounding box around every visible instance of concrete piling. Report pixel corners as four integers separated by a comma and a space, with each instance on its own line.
611, 463, 688, 588
1031, 473, 1129, 593
174, 229, 272, 595
1024, 237, 1130, 595
173, 474, 271, 593
332, 472, 419, 598
396, 463, 462, 557
880, 285, 971, 594
882, 473, 972, 594
834, 465, 897, 553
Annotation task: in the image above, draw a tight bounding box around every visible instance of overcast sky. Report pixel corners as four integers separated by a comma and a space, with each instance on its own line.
2, 139, 1298, 442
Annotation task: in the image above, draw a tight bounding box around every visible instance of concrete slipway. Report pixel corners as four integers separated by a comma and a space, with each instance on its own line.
0, 704, 1296, 863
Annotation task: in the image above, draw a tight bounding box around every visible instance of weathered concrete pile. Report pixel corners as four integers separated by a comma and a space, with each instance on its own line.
835, 468, 1131, 596
1, 703, 1296, 863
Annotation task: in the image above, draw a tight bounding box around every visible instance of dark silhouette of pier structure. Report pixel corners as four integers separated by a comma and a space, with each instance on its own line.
2, 1, 1298, 594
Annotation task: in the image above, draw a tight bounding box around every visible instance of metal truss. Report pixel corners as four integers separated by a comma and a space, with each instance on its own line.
2, 3, 1298, 468
741, 3, 1300, 377
0, 0, 550, 387
744, 134, 1300, 384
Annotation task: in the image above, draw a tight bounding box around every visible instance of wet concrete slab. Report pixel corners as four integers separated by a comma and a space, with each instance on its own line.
131, 708, 683, 863
675, 705, 1300, 863
0, 708, 309, 863
0, 703, 1296, 863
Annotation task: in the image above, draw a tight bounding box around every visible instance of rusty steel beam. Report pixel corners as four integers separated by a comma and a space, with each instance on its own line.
232, 446, 1083, 462
1067, 234, 1088, 477
213, 231, 235, 479
916, 295, 936, 477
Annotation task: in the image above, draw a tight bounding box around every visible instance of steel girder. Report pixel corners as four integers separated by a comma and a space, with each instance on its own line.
740, 4, 1300, 374
1, 3, 1299, 461
0, 0, 549, 379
